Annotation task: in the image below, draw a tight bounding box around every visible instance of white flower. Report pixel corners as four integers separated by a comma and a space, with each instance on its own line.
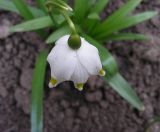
47, 35, 105, 91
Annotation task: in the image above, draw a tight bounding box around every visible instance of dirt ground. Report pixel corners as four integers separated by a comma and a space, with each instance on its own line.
0, 0, 160, 132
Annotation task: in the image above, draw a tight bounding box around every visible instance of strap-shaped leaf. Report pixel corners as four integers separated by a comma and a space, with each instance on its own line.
87, 13, 100, 20
10, 16, 53, 32
0, 0, 44, 17
105, 73, 145, 111
100, 33, 149, 42
46, 25, 70, 44
83, 34, 144, 110
31, 50, 48, 132
82, 12, 100, 33
92, 0, 142, 34
0, 0, 19, 13
36, 0, 46, 12
81, 0, 106, 32
10, 15, 65, 32
74, 0, 89, 23
96, 11, 157, 39
90, 0, 109, 14
13, 0, 34, 20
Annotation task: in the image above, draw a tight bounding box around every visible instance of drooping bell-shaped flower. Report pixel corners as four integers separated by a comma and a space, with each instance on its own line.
47, 35, 105, 91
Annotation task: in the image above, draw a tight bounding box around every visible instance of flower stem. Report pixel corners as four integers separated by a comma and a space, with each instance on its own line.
45, 0, 78, 35
60, 10, 77, 35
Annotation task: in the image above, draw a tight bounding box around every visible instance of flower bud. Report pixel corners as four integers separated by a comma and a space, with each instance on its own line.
68, 34, 81, 49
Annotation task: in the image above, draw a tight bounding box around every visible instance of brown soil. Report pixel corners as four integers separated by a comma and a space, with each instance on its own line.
0, 0, 160, 132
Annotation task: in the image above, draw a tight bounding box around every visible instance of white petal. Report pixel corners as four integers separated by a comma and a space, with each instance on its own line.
71, 58, 89, 84
77, 37, 102, 75
55, 35, 70, 46
47, 36, 76, 84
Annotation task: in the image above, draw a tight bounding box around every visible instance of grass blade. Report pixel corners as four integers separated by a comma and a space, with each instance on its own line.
92, 0, 142, 34
96, 11, 157, 39
13, 0, 34, 20
31, 50, 48, 132
46, 25, 70, 44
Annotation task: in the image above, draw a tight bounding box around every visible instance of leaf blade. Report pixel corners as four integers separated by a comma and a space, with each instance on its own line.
10, 14, 66, 32
13, 0, 34, 20
31, 50, 48, 132
101, 33, 149, 42
90, 0, 109, 14
92, 0, 142, 34
36, 0, 46, 12
96, 11, 157, 39
105, 73, 144, 111
74, 0, 89, 23
0, 0, 44, 17
10, 16, 53, 32
0, 0, 19, 13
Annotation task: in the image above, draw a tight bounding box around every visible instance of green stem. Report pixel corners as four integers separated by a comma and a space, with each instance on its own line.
46, 0, 69, 11
60, 10, 77, 34
45, 0, 78, 35
55, 0, 72, 11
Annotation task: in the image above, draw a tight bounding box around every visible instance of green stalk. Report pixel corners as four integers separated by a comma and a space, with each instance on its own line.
60, 10, 77, 34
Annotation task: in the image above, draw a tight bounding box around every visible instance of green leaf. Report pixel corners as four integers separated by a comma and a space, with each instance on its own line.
10, 16, 53, 32
10, 15, 66, 32
74, 0, 89, 23
83, 20, 98, 34
36, 0, 46, 12
0, 0, 19, 13
101, 33, 149, 42
82, 13, 100, 34
92, 0, 142, 34
46, 25, 70, 44
31, 50, 48, 132
90, 0, 109, 14
0, 0, 44, 17
87, 12, 100, 20
105, 73, 145, 111
62, 0, 68, 2
82, 34, 144, 110
96, 11, 157, 39
28, 6, 45, 17
13, 0, 34, 20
